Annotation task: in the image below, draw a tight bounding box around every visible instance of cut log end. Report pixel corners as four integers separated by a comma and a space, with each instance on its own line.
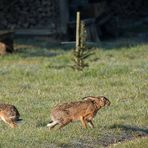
0, 42, 7, 55
0, 31, 14, 55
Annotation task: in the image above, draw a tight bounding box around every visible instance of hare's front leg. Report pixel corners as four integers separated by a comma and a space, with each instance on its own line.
58, 119, 72, 130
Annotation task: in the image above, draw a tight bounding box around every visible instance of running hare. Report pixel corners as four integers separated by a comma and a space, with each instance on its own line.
47, 96, 110, 130
0, 104, 22, 128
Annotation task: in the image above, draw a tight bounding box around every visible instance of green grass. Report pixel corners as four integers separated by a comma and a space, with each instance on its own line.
0, 38, 148, 148
110, 137, 148, 148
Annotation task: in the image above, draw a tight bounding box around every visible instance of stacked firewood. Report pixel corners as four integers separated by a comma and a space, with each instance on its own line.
0, 0, 58, 29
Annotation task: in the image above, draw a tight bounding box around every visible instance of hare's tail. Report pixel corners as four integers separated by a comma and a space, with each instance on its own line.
17, 118, 23, 121
47, 120, 53, 127
47, 120, 59, 128
9, 116, 23, 122
16, 118, 23, 124
48, 120, 53, 123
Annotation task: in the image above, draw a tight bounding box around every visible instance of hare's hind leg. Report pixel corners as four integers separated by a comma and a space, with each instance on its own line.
1, 116, 17, 128
58, 120, 71, 129
80, 116, 87, 128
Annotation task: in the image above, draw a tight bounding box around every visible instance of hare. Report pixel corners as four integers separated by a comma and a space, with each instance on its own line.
47, 96, 110, 130
0, 104, 22, 128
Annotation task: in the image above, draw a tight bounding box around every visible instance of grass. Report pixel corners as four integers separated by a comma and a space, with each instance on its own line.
110, 137, 148, 148
0, 38, 148, 148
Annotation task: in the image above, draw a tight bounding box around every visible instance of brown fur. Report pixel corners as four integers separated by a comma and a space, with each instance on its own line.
47, 96, 110, 130
0, 104, 21, 128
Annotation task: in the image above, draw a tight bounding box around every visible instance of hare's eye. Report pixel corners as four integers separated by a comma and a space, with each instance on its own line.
101, 97, 104, 101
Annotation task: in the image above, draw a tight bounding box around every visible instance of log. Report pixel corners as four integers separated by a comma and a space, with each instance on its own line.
0, 42, 7, 55
0, 31, 14, 55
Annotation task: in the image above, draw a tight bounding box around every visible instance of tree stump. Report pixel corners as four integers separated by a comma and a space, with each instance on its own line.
0, 31, 14, 55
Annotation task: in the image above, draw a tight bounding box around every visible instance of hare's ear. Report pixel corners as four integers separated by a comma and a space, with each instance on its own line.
82, 96, 93, 100
82, 97, 88, 100
98, 96, 105, 101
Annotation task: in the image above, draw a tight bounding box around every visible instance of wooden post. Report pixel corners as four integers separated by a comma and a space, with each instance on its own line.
76, 12, 80, 52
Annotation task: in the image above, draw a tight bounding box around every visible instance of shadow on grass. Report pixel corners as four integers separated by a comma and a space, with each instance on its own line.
99, 35, 148, 50
57, 138, 98, 148
36, 121, 49, 128
14, 38, 71, 58
12, 33, 148, 59
110, 124, 148, 135
14, 48, 59, 58
47, 65, 71, 70
35, 123, 148, 147
99, 124, 148, 147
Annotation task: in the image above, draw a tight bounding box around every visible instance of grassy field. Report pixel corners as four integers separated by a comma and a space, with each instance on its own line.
0, 38, 148, 148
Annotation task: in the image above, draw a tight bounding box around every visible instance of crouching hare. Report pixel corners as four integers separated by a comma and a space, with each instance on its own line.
0, 104, 22, 128
47, 96, 110, 130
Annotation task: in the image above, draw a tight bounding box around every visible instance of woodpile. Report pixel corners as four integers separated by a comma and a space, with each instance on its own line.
0, 0, 58, 30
